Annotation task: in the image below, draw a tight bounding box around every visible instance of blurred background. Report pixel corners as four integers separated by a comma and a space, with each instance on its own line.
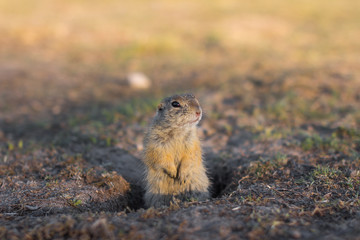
1, 0, 359, 143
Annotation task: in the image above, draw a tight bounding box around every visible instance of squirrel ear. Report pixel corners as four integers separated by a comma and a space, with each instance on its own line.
157, 103, 164, 111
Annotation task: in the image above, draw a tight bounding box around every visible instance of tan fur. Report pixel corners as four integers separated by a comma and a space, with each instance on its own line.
142, 93, 210, 208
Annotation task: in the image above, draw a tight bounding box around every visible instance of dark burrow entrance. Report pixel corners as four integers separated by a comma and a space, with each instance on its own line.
206, 153, 238, 199
209, 164, 235, 198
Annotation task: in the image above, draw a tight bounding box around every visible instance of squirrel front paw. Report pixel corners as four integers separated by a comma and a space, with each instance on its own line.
163, 165, 177, 179
177, 170, 189, 185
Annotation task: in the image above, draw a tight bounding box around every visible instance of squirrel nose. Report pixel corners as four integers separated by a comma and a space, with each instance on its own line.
196, 111, 201, 117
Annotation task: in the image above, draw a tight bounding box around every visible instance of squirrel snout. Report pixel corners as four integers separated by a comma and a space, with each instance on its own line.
195, 111, 201, 117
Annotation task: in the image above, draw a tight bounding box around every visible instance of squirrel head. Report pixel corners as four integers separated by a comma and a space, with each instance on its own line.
154, 93, 202, 128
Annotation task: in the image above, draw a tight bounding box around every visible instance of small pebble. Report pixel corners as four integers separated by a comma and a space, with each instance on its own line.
127, 72, 151, 89
291, 230, 301, 239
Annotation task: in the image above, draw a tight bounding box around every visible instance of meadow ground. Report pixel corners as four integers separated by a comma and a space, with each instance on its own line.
1, 0, 360, 239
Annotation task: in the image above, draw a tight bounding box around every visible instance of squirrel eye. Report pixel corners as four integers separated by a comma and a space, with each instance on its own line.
171, 101, 181, 108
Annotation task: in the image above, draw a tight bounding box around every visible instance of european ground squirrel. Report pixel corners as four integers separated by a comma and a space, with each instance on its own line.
143, 93, 210, 208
